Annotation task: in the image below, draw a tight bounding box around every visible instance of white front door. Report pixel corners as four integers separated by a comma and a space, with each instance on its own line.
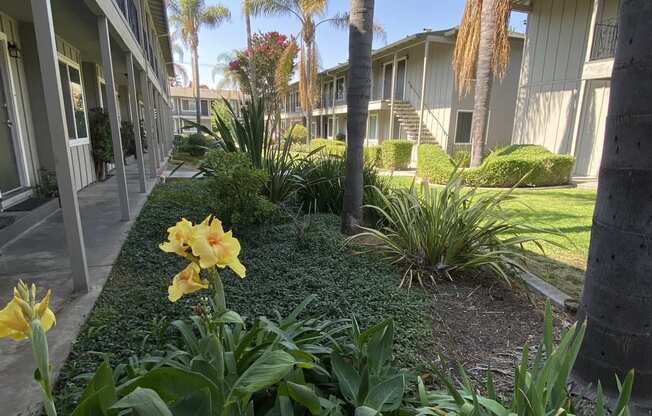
575, 80, 611, 177
0, 39, 25, 195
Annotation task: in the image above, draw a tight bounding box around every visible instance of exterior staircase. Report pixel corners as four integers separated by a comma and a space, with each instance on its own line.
391, 100, 439, 144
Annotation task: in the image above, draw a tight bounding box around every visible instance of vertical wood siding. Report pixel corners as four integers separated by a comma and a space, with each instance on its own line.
56, 36, 97, 190
574, 79, 610, 176
512, 0, 592, 154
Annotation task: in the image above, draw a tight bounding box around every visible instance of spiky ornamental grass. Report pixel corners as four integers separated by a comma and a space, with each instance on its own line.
348, 170, 562, 288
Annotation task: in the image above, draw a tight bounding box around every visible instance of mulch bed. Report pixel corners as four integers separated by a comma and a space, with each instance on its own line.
423, 273, 574, 397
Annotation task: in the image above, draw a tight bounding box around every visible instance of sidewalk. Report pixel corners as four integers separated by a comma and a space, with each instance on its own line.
0, 161, 158, 416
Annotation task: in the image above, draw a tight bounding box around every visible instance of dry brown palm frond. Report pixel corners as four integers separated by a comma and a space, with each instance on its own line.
453, 0, 511, 96
275, 39, 298, 96
298, 41, 308, 109
309, 41, 320, 106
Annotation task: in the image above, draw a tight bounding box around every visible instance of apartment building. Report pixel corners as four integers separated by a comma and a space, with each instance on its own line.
511, 0, 619, 177
0, 0, 175, 291
279, 27, 525, 156
170, 86, 243, 133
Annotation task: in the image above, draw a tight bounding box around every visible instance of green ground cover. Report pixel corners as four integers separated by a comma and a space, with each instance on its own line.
54, 179, 432, 413
388, 176, 595, 298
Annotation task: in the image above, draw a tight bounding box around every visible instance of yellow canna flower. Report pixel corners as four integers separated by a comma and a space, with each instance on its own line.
190, 216, 246, 277
168, 262, 209, 302
0, 289, 55, 341
159, 218, 194, 257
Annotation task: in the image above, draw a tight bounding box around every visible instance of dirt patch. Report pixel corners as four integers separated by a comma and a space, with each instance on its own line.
424, 273, 574, 397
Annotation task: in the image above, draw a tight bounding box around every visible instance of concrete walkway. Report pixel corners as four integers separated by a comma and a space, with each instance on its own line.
0, 161, 159, 416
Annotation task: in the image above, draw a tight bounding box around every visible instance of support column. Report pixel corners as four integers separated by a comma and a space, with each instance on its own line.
417, 40, 430, 145
388, 53, 398, 138
126, 52, 146, 193
150, 83, 161, 171
141, 74, 157, 178
98, 16, 130, 221
31, 0, 89, 292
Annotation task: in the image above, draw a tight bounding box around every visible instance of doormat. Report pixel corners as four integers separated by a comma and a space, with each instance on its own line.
4, 197, 51, 212
0, 216, 16, 230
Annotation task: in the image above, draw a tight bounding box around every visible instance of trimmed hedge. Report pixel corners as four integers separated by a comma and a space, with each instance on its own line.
381, 140, 413, 170
364, 145, 382, 167
309, 138, 346, 157
416, 144, 455, 183
416, 144, 575, 187
283, 124, 308, 144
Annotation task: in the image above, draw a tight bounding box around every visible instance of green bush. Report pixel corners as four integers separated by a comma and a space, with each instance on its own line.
309, 138, 346, 157
88, 107, 113, 180
381, 140, 413, 170
177, 133, 212, 157
283, 123, 308, 144
364, 145, 382, 167
464, 145, 575, 187
417, 144, 575, 187
451, 149, 470, 167
416, 144, 454, 184
199, 149, 279, 226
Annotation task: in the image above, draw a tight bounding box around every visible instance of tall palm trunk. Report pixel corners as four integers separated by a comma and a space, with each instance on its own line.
305, 41, 313, 144
468, 0, 496, 167
244, 2, 258, 97
573, 0, 652, 405
191, 38, 201, 126
341, 0, 374, 234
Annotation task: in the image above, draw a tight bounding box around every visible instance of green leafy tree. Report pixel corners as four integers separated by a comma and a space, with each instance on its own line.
168, 0, 231, 124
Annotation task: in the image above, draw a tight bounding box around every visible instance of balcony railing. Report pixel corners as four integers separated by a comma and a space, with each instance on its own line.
591, 20, 618, 60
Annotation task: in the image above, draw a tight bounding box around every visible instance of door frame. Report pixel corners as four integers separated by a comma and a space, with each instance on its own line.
381, 57, 408, 101
0, 34, 30, 197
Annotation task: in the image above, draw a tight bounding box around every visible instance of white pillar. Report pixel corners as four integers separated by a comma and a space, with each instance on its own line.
126, 52, 147, 193
98, 16, 130, 221
389, 53, 398, 138
140, 74, 157, 178
31, 0, 89, 292
417, 40, 430, 145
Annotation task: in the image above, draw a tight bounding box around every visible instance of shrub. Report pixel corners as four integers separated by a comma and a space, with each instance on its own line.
283, 123, 307, 144
177, 133, 211, 157
416, 143, 454, 184
88, 107, 113, 180
417, 144, 575, 187
120, 120, 136, 158
464, 145, 575, 187
381, 140, 413, 170
364, 145, 382, 167
309, 138, 346, 157
199, 149, 279, 226
335, 132, 346, 142
348, 169, 554, 287
451, 149, 470, 167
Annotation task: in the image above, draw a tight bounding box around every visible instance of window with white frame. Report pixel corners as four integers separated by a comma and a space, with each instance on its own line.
368, 114, 378, 141
201, 100, 209, 116
58, 60, 88, 140
335, 77, 345, 102
454, 111, 473, 144
181, 99, 196, 112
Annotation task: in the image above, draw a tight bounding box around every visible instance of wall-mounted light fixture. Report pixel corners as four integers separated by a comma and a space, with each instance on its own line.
7, 42, 21, 59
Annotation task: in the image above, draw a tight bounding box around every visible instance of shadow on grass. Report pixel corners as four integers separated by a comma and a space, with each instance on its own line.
522, 250, 586, 300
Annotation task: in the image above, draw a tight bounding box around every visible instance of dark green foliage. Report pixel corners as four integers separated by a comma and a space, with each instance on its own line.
53, 181, 430, 413
88, 107, 113, 179
120, 120, 136, 158
176, 133, 212, 157
464, 145, 575, 187
363, 145, 382, 167
417, 144, 575, 187
381, 140, 413, 170
416, 144, 454, 184
35, 169, 59, 198
199, 150, 279, 227
335, 132, 346, 142
451, 149, 470, 168
283, 123, 308, 144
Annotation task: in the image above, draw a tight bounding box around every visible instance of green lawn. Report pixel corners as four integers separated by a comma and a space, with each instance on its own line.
387, 176, 596, 298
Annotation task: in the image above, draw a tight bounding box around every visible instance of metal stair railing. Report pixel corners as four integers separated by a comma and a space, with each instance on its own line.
407, 80, 449, 142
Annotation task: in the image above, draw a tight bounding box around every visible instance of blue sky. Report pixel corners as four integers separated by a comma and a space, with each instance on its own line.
173, 0, 528, 88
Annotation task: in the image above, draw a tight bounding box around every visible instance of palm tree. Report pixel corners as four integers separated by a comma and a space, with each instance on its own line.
574, 0, 652, 403
452, 0, 511, 167
243, 0, 259, 97
169, 0, 231, 125
251, 0, 384, 144
170, 31, 190, 86
341, 0, 374, 234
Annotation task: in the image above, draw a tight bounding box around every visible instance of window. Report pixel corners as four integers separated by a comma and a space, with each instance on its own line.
201, 100, 209, 116
454, 111, 473, 144
58, 60, 88, 140
335, 77, 345, 102
181, 99, 196, 112
368, 114, 378, 140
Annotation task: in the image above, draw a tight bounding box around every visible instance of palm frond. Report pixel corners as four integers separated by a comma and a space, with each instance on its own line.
202, 4, 231, 27
320, 12, 387, 43
275, 39, 298, 96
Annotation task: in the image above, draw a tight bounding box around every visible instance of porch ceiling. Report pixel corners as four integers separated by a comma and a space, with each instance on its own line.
148, 0, 174, 76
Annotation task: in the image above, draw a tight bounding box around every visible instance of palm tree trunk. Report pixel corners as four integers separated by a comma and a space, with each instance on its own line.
244, 2, 258, 97
573, 0, 652, 406
341, 0, 374, 234
305, 41, 313, 144
191, 41, 201, 126
468, 0, 496, 167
